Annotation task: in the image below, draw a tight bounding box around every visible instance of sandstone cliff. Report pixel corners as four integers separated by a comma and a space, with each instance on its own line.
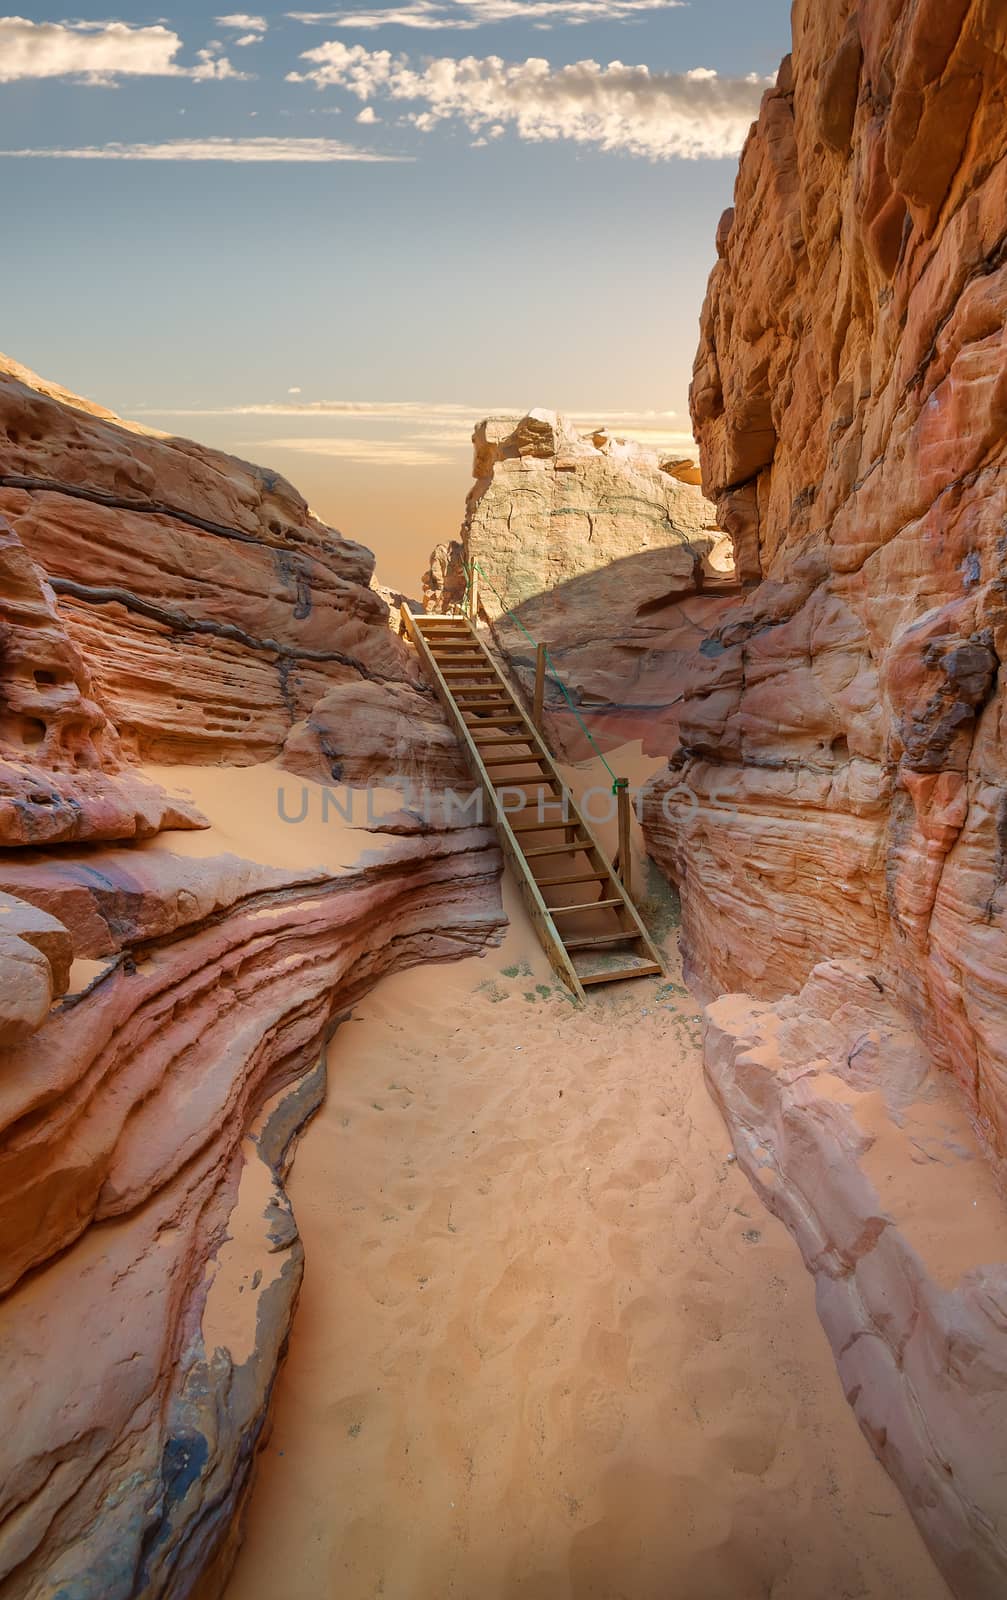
425, 410, 739, 757
639, 3, 1007, 1592
0, 357, 503, 1596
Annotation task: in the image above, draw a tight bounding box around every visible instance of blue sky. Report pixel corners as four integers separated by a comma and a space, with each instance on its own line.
2, 2, 790, 585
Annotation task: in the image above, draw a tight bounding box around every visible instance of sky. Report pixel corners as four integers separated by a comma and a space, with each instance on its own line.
2, 1, 792, 588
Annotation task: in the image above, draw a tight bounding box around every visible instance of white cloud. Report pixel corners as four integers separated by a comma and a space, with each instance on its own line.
257, 436, 459, 466
288, 0, 683, 29
0, 136, 411, 162
0, 17, 243, 84
356, 104, 379, 122
288, 385, 303, 394
288, 44, 768, 158
235, 33, 263, 46
216, 12, 269, 28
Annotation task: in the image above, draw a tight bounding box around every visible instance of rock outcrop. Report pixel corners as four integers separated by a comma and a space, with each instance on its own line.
0, 355, 410, 781
705, 961, 1007, 1600
0, 357, 505, 1597
426, 410, 740, 757
640, 2, 1007, 1591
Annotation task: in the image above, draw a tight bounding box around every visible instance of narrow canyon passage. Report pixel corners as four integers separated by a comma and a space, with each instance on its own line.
225, 899, 948, 1600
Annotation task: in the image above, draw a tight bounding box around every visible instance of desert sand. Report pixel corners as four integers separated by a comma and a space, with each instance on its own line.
209, 750, 948, 1600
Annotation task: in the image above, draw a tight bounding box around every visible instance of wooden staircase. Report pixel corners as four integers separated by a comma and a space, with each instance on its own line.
404, 608, 664, 1001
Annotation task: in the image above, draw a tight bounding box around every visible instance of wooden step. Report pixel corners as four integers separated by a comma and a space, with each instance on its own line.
440, 670, 496, 679
452, 696, 510, 709
481, 754, 546, 768
509, 818, 571, 833
523, 839, 592, 857
462, 715, 526, 729
470, 732, 534, 746
492, 780, 561, 796
580, 963, 661, 985
549, 899, 624, 916
564, 931, 643, 950
534, 870, 609, 888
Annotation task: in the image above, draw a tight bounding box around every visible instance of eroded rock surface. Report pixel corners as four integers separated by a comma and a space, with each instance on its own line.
0, 354, 416, 784
0, 359, 505, 1597
426, 411, 740, 757
705, 962, 1007, 1600
640, 3, 1007, 1591
645, 0, 1007, 1143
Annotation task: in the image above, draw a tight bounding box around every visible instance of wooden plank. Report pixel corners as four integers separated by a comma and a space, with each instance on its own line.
533, 641, 546, 732
480, 754, 547, 768
510, 819, 578, 834
549, 899, 624, 915
533, 871, 609, 888
580, 963, 661, 984
565, 932, 643, 950
462, 716, 526, 729
523, 840, 592, 858
403, 606, 587, 1002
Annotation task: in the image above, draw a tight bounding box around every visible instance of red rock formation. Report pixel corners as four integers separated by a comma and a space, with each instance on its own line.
705, 962, 1007, 1599
647, 0, 1007, 1140
642, 3, 1007, 1589
0, 516, 204, 845
0, 828, 503, 1594
0, 354, 413, 776
0, 357, 505, 1596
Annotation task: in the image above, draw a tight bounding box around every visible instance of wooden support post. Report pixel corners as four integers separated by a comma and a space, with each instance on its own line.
533, 641, 546, 733
468, 564, 479, 622
614, 777, 631, 899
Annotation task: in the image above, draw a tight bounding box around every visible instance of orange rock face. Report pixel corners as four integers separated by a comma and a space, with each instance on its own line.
646, 0, 1007, 1149
641, 4, 1007, 1590
0, 355, 413, 781
0, 358, 504, 1595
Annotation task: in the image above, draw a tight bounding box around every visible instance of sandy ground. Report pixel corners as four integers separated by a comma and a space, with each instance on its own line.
223, 884, 948, 1599
140, 755, 946, 1597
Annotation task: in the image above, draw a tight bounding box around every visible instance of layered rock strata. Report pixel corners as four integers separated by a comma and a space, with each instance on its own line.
0, 827, 503, 1598
0, 358, 505, 1596
640, 2, 1007, 1590
0, 354, 413, 788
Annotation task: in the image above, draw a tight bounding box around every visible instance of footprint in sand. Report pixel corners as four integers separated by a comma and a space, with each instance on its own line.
576, 1382, 628, 1453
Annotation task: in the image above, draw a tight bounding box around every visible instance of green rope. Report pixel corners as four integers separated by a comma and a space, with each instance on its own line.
468, 558, 620, 791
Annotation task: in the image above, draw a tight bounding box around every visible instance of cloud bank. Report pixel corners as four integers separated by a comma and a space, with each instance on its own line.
0, 17, 242, 84
289, 44, 768, 158
289, 0, 683, 30
0, 137, 411, 162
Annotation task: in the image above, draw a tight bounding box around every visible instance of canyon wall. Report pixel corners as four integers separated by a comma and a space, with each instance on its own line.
646, 0, 1007, 1139
425, 410, 740, 757
0, 357, 504, 1597
639, 1, 1007, 1591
